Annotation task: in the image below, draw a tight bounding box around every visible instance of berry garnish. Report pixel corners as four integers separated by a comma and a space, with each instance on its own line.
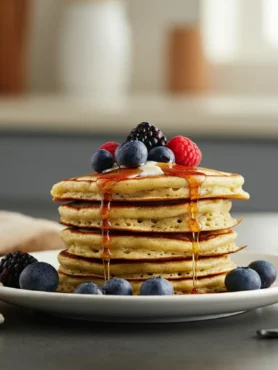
74, 282, 103, 295
248, 260, 277, 289
139, 277, 174, 295
127, 122, 167, 151
167, 136, 202, 166
225, 267, 261, 292
19, 262, 59, 292
102, 277, 133, 295
115, 140, 148, 168
91, 149, 114, 173
148, 146, 175, 163
100, 142, 119, 158
0, 251, 37, 288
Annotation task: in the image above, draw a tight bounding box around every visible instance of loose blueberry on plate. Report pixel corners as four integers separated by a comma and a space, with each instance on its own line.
19, 262, 59, 292
0, 251, 37, 288
91, 149, 114, 173
115, 140, 148, 168
148, 146, 175, 163
248, 260, 277, 289
102, 278, 133, 295
139, 277, 174, 295
225, 267, 261, 292
74, 282, 103, 295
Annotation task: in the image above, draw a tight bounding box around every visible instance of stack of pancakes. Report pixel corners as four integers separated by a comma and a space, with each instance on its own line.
51, 163, 249, 294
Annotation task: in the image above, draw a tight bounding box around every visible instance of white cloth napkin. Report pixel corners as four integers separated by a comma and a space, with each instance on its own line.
0, 211, 65, 255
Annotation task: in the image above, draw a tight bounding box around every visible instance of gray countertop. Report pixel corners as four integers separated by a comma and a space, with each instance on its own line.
1, 301, 278, 370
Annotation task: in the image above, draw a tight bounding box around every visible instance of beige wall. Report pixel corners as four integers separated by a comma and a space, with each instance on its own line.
27, 0, 200, 93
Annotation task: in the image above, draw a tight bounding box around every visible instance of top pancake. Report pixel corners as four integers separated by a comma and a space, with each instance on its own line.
51, 162, 249, 202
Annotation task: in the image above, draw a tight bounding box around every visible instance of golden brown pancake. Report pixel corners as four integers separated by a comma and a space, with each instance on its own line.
58, 270, 229, 294
51, 163, 249, 202
61, 228, 244, 259
58, 199, 240, 232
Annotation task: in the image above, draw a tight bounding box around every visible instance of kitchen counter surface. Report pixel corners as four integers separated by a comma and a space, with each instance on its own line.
1, 300, 278, 370
1, 94, 278, 139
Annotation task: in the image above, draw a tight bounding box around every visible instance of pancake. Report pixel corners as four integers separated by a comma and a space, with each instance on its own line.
57, 269, 229, 294
51, 163, 249, 202
58, 199, 240, 232
58, 249, 237, 277
61, 228, 245, 259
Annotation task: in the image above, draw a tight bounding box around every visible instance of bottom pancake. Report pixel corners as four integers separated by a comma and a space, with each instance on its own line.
58, 270, 229, 294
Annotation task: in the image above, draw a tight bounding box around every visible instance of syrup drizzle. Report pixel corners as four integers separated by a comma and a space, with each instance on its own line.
187, 175, 205, 293
96, 168, 141, 281
100, 197, 112, 281
161, 164, 206, 292
96, 164, 206, 291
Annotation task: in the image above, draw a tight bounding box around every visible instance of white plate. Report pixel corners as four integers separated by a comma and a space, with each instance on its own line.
0, 251, 278, 323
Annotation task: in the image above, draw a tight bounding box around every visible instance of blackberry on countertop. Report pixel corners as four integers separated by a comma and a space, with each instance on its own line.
0, 251, 38, 288
126, 122, 167, 151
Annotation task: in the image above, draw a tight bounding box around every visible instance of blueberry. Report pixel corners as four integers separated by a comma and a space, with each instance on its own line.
148, 146, 175, 163
102, 277, 133, 295
91, 149, 114, 173
74, 282, 103, 295
139, 277, 174, 295
19, 262, 59, 292
225, 267, 261, 292
115, 140, 148, 168
248, 260, 277, 289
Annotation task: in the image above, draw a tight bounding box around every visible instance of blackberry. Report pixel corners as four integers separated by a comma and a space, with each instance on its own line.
0, 251, 37, 288
126, 122, 167, 151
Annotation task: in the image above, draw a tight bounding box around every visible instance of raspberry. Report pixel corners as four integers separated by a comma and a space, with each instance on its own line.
166, 136, 202, 166
99, 142, 119, 157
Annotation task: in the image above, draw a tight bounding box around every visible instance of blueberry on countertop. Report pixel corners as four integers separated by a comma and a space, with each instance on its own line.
139, 277, 174, 295
91, 149, 114, 173
248, 260, 277, 289
115, 140, 148, 168
19, 262, 59, 292
225, 267, 261, 292
102, 277, 133, 295
74, 282, 103, 295
148, 146, 175, 163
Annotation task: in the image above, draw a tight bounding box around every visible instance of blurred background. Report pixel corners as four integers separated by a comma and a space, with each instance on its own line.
1, 0, 278, 249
